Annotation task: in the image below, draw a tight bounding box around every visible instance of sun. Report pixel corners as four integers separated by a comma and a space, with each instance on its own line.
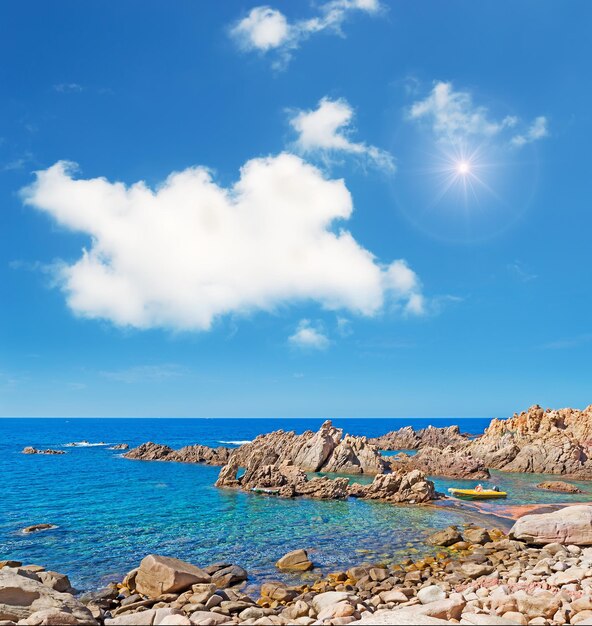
457, 161, 470, 175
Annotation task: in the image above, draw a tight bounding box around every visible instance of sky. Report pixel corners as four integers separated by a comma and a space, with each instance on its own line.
0, 1, 590, 418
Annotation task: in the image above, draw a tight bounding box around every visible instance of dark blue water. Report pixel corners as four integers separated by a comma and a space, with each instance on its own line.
1, 418, 589, 593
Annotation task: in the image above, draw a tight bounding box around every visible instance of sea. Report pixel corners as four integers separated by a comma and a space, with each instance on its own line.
2, 417, 591, 593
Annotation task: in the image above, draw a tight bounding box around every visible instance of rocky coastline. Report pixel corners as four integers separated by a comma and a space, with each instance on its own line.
7, 505, 592, 625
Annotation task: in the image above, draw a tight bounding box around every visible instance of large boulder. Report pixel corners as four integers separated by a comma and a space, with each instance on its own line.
510, 505, 592, 545
134, 555, 210, 598
275, 549, 313, 572
0, 569, 96, 624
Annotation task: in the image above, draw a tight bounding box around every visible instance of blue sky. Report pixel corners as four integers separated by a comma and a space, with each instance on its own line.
0, 1, 590, 418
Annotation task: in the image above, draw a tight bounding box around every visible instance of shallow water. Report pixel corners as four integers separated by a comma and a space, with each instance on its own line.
1, 417, 590, 592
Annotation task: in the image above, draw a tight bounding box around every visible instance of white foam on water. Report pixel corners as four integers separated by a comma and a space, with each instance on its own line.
63, 441, 110, 447
219, 440, 251, 445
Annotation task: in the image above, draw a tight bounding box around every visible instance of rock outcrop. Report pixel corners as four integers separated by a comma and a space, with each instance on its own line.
388, 446, 490, 480
469, 404, 592, 477
349, 470, 435, 504
0, 568, 96, 624
22, 524, 57, 534
22, 447, 66, 455
537, 480, 582, 493
370, 425, 469, 451
220, 420, 389, 479
509, 505, 592, 545
123, 442, 232, 466
108, 444, 129, 450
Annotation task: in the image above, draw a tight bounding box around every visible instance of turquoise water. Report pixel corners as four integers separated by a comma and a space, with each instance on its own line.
1, 418, 590, 593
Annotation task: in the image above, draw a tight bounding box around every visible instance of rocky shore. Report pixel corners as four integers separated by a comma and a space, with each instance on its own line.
7, 505, 592, 625
22, 447, 65, 455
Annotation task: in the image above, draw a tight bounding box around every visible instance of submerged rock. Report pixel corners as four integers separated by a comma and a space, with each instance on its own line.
108, 443, 129, 450
537, 480, 582, 493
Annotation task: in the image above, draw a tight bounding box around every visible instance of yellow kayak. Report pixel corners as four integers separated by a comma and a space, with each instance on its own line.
448, 488, 507, 500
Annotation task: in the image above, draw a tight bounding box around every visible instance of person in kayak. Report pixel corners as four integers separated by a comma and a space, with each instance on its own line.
474, 484, 484, 492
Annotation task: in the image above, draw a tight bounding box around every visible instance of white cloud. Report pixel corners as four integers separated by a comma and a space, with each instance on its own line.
22, 154, 424, 332
289, 97, 395, 171
231, 0, 382, 68
289, 319, 330, 350
409, 81, 515, 140
511, 116, 548, 147
409, 81, 548, 149
231, 7, 290, 52
53, 83, 85, 93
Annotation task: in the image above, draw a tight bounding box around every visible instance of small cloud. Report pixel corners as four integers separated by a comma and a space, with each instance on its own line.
408, 81, 548, 147
289, 97, 395, 172
230, 0, 383, 69
100, 364, 186, 384
511, 116, 549, 148
293, 372, 305, 378
67, 382, 87, 390
2, 152, 34, 172
53, 83, 85, 93
288, 319, 330, 350
507, 261, 537, 282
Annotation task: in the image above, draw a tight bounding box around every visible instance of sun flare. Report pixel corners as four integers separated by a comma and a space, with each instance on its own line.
457, 161, 470, 175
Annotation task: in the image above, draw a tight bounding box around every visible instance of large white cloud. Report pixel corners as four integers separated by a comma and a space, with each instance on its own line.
289, 97, 395, 171
231, 0, 382, 68
22, 154, 423, 331
409, 81, 548, 148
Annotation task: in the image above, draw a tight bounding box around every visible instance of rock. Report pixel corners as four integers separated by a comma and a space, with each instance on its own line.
317, 600, 355, 621
105, 612, 157, 625
349, 470, 436, 503
21, 525, 57, 534
417, 585, 446, 604
427, 527, 463, 547
461, 614, 524, 625
22, 448, 66, 456
537, 480, 582, 493
513, 590, 561, 619
135, 555, 210, 598
0, 562, 22, 569
260, 582, 298, 603
463, 527, 491, 545
0, 569, 95, 624
210, 564, 247, 587
108, 444, 129, 450
369, 425, 470, 451
389, 446, 490, 480
352, 610, 450, 624
311, 591, 350, 614
321, 435, 390, 475
460, 562, 494, 579
188, 610, 229, 625
124, 443, 232, 466
20, 609, 80, 625
510, 505, 592, 545
275, 550, 313, 572
468, 404, 592, 477
35, 571, 73, 593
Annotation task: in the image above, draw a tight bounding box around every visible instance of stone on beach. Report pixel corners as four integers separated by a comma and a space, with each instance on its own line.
510, 505, 592, 545
427, 526, 463, 547
275, 549, 313, 572
134, 555, 211, 598
0, 569, 95, 624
